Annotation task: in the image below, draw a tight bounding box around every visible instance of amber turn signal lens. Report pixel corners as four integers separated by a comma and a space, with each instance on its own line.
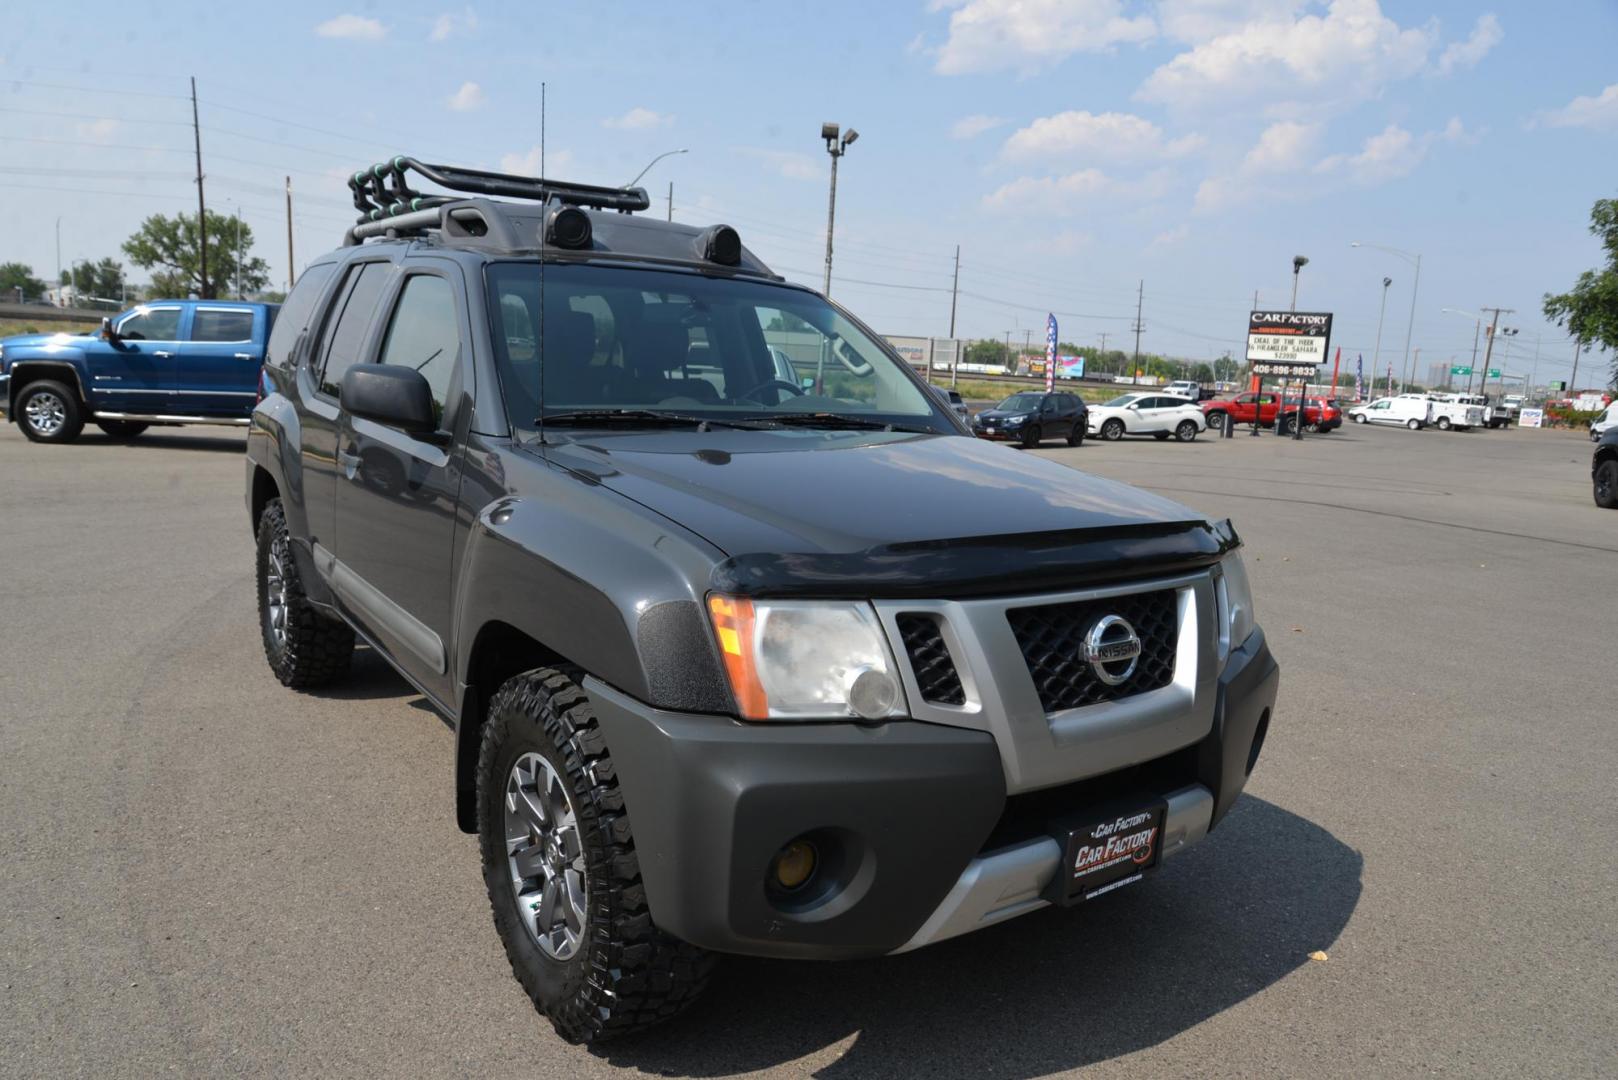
707, 594, 769, 719
772, 840, 817, 891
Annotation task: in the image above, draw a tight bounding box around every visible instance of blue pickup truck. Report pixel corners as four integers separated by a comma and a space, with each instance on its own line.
0, 299, 278, 443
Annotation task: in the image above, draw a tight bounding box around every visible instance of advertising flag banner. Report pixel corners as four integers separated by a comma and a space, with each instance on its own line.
1045, 314, 1058, 392
1355, 354, 1364, 402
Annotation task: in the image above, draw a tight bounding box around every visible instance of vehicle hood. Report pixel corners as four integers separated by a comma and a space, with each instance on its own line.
1, 330, 91, 353
540, 429, 1233, 599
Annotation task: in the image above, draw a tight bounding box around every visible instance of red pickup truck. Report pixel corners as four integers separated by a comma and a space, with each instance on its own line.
1202, 393, 1341, 433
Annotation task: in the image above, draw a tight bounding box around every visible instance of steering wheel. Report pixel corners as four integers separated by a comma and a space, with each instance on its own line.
736, 378, 806, 402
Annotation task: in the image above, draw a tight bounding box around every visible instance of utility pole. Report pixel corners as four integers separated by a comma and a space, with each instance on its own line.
1097, 332, 1109, 375
1004, 330, 1012, 371
1130, 280, 1144, 386
233, 205, 243, 299
1569, 335, 1583, 395
1472, 307, 1513, 396
1467, 319, 1481, 391
667, 181, 673, 222
190, 76, 209, 299
54, 217, 62, 294
947, 245, 961, 388
285, 176, 295, 289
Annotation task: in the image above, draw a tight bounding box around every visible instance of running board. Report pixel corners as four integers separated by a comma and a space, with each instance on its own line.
93, 411, 251, 427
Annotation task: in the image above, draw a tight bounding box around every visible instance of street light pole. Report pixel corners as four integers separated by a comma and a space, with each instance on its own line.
820, 123, 858, 296
1350, 242, 1422, 389
624, 148, 688, 189
1372, 276, 1391, 389
1290, 255, 1308, 311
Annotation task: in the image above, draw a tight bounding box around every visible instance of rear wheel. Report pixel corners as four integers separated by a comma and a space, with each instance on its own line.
95, 419, 149, 440
478, 667, 715, 1043
1407, 418, 1421, 430
256, 499, 354, 688
1595, 460, 1618, 509
16, 380, 83, 443
1437, 416, 1452, 431
1100, 418, 1125, 441
1175, 419, 1198, 442
1019, 424, 1042, 449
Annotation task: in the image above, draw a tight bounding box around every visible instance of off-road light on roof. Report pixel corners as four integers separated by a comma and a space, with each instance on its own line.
698, 224, 742, 266
545, 205, 592, 250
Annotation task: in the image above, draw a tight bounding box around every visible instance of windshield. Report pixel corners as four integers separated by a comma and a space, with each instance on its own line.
997, 393, 1045, 411
1102, 394, 1142, 408
485, 263, 948, 434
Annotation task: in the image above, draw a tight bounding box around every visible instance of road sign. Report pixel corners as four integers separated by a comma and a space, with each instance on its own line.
1450, 365, 1472, 376
1549, 380, 1567, 392
1247, 311, 1333, 366
1487, 368, 1501, 378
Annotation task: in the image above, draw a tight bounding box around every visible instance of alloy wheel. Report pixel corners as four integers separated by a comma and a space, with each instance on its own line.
24, 391, 66, 437
504, 751, 588, 961
264, 532, 291, 650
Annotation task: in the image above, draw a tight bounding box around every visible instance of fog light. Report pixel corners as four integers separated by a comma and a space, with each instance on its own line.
772, 840, 817, 891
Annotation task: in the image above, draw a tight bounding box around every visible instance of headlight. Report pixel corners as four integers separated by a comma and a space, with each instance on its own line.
1003, 414, 1025, 425
707, 596, 905, 721
1214, 551, 1256, 662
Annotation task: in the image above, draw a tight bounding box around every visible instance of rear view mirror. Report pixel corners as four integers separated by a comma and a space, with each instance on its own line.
341, 364, 438, 436
831, 336, 874, 377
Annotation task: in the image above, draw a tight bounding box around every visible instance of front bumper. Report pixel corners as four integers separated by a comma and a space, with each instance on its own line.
972, 425, 1024, 441
584, 627, 1278, 960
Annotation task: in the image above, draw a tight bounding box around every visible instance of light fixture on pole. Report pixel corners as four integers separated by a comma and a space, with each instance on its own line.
624, 148, 688, 189
1372, 275, 1392, 391
820, 123, 858, 296
1352, 241, 1422, 390
1290, 255, 1309, 311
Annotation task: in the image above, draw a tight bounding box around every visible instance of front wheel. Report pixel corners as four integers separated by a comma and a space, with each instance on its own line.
96, 419, 149, 440
1100, 418, 1125, 441
256, 499, 354, 688
1019, 424, 1042, 449
478, 668, 715, 1043
16, 380, 84, 443
1175, 419, 1198, 442
1407, 418, 1422, 430
1595, 460, 1618, 509
1207, 411, 1227, 432
1354, 414, 1368, 424
1066, 423, 1085, 446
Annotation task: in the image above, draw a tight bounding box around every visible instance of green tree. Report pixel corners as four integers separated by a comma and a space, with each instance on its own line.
121, 210, 269, 299
1543, 194, 1618, 388
63, 257, 127, 302
0, 261, 46, 301
1212, 353, 1240, 383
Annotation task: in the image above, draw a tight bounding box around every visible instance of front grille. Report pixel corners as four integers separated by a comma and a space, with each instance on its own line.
1006, 589, 1179, 713
895, 613, 966, 706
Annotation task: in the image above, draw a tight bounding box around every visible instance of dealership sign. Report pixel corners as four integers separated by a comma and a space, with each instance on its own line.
1246, 311, 1332, 375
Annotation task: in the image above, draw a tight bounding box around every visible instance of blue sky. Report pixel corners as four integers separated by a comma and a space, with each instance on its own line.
4, 1, 1615, 385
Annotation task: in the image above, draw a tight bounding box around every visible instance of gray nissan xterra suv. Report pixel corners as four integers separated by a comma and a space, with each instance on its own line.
245, 158, 1279, 1043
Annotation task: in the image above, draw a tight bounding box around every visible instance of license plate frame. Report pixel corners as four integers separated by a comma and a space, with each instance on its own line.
1055, 798, 1168, 905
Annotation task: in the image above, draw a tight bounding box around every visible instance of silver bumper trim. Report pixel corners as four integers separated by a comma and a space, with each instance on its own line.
891, 783, 1214, 954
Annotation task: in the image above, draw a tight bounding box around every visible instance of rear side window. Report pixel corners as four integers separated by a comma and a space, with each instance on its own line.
377, 274, 460, 415
191, 309, 255, 343
317, 263, 390, 398
263, 264, 336, 371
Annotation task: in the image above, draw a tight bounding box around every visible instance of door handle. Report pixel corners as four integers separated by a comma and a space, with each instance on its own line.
338, 447, 361, 478
234, 352, 254, 360
154, 350, 175, 358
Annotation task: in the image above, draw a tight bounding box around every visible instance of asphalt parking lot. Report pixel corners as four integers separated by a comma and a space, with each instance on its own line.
1, 420, 1613, 1079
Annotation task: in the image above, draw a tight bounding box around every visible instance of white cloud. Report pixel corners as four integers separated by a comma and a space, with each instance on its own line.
983, 168, 1173, 214
1434, 13, 1501, 76
931, 0, 1156, 75
446, 81, 486, 111
315, 14, 387, 40
1315, 120, 1476, 185
500, 146, 576, 176
1535, 84, 1618, 132
1138, 0, 1432, 110
950, 114, 1006, 139
1149, 224, 1191, 248
74, 118, 119, 142
603, 107, 673, 131
429, 8, 478, 42
1156, 0, 1306, 44
1242, 119, 1322, 172
739, 148, 821, 181
1002, 110, 1204, 162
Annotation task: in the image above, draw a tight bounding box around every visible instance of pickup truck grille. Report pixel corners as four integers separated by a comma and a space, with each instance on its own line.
895, 613, 966, 706
1006, 589, 1178, 713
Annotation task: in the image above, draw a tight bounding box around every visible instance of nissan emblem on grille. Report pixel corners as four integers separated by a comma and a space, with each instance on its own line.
1082, 615, 1143, 685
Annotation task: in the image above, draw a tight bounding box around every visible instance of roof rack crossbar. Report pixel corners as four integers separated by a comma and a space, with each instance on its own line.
346, 155, 650, 225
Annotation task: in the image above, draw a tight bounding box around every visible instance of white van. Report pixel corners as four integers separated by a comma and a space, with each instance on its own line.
1592, 401, 1618, 442
1347, 396, 1432, 430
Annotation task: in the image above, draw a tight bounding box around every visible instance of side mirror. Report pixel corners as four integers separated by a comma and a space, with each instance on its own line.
801, 376, 815, 390
99, 317, 118, 342
341, 364, 438, 436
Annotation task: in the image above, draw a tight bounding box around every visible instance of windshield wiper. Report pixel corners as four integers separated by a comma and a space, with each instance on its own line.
740, 412, 935, 434
537, 409, 778, 431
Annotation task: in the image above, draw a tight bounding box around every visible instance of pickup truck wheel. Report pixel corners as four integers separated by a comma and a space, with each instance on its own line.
17, 380, 83, 443
1100, 418, 1125, 441
1595, 460, 1618, 509
478, 668, 714, 1044
95, 420, 149, 440
1437, 416, 1452, 431
256, 499, 354, 688
1207, 411, 1227, 432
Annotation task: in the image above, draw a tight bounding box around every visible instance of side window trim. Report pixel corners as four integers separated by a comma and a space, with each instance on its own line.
311, 259, 392, 400
374, 267, 466, 431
